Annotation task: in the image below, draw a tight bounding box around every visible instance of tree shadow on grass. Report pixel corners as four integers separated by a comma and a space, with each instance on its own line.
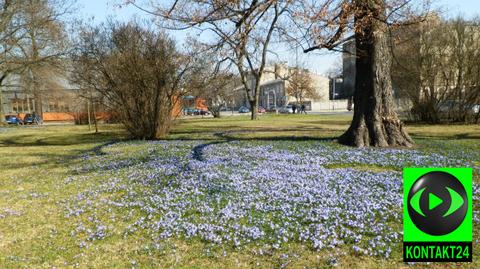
0, 140, 124, 173
0, 130, 125, 172
0, 132, 120, 147
301, 120, 351, 126
191, 130, 336, 161
409, 132, 480, 140
170, 126, 338, 140
1, 125, 338, 171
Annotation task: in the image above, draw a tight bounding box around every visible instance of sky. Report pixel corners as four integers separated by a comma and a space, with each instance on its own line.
78, 0, 480, 75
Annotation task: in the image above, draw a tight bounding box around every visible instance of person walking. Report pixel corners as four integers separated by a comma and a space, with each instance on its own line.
32, 111, 38, 125
301, 104, 307, 114
292, 104, 297, 114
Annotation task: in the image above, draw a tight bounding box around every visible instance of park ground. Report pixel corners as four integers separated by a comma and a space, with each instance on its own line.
0, 114, 479, 268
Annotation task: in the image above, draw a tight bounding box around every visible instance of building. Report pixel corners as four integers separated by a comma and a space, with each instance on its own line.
342, 39, 356, 99
1, 73, 80, 122
179, 96, 208, 115
340, 14, 480, 116
341, 39, 412, 112
232, 63, 349, 111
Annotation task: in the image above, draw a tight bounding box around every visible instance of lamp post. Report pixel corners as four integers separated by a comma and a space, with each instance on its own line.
332, 77, 337, 111
268, 89, 277, 113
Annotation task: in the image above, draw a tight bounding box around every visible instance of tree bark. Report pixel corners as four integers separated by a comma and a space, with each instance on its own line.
154, 116, 171, 139
212, 111, 221, 118
249, 99, 258, 120
338, 1, 413, 147
34, 87, 43, 119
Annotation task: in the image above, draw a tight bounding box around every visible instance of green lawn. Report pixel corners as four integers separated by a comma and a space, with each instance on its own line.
171, 114, 480, 140
0, 114, 478, 268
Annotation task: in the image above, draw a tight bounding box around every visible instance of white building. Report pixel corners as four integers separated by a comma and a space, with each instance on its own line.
233, 63, 349, 111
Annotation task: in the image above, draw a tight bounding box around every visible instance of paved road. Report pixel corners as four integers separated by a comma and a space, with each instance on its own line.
178, 110, 353, 119
217, 110, 353, 117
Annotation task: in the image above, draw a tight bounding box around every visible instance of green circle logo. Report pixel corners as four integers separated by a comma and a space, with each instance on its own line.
407, 171, 468, 236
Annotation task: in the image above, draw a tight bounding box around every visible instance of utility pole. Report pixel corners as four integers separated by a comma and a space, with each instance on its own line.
92, 97, 98, 133
87, 99, 91, 131
332, 77, 336, 111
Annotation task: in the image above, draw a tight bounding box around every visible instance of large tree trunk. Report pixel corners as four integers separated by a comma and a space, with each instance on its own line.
34, 88, 43, 119
249, 100, 258, 120
249, 78, 262, 120
249, 99, 258, 120
338, 1, 413, 147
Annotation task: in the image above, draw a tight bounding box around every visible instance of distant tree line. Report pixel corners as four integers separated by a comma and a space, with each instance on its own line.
8, 0, 478, 146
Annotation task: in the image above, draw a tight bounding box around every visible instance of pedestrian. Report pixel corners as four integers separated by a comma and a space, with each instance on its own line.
32, 111, 38, 125
347, 97, 353, 111
301, 104, 307, 114
292, 104, 297, 114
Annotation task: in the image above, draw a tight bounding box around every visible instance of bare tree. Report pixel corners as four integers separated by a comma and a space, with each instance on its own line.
325, 57, 343, 79
17, 0, 75, 119
0, 0, 24, 123
288, 0, 430, 147
439, 17, 480, 123
190, 69, 235, 118
0, 0, 74, 122
0, 1, 19, 82
126, 0, 291, 120
393, 15, 480, 123
286, 69, 320, 104
71, 21, 199, 139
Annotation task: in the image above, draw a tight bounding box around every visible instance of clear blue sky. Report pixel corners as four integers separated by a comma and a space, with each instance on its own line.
78, 0, 480, 75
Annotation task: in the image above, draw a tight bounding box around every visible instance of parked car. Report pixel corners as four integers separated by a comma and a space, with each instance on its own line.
23, 114, 36, 124
439, 101, 480, 114
183, 108, 197, 116
5, 115, 22, 125
196, 109, 210, 116
473, 104, 480, 114
238, 106, 250, 113
438, 100, 456, 113
278, 105, 293, 114
257, 106, 266, 113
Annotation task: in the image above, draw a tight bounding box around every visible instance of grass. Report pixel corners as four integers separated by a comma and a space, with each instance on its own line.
170, 114, 352, 141
0, 125, 125, 268
172, 114, 480, 141
0, 114, 479, 268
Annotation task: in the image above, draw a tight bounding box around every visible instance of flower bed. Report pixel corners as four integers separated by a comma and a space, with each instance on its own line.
63, 140, 480, 258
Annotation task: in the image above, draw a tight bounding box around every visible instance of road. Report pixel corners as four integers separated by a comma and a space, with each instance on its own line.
217, 110, 353, 117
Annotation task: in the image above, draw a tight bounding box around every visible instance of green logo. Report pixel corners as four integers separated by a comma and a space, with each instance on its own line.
403, 168, 472, 262
409, 184, 465, 218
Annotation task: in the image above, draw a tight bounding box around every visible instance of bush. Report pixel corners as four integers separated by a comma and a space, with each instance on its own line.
72, 21, 198, 139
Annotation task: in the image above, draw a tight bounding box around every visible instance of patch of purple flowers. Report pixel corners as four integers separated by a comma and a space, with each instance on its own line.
63, 140, 479, 258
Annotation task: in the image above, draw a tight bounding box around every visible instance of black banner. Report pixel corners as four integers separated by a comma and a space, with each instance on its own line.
403, 242, 472, 262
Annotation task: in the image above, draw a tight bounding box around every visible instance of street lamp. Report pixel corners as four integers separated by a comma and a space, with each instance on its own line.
332, 78, 336, 111
331, 77, 340, 111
